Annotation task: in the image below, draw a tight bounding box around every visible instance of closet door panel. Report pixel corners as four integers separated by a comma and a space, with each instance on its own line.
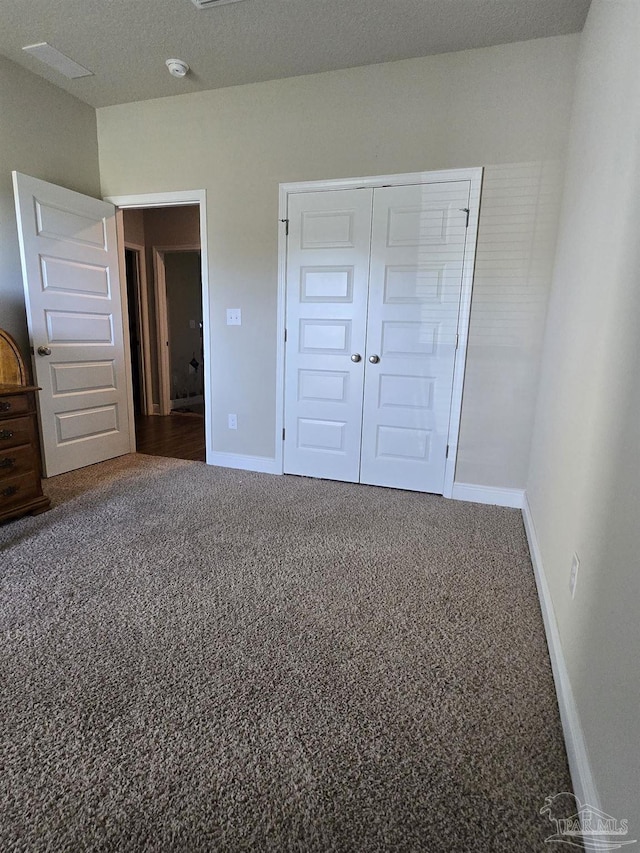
360, 182, 470, 493
284, 189, 373, 482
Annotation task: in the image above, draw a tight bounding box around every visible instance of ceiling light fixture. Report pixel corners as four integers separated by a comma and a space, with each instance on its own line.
22, 43, 93, 79
166, 58, 190, 78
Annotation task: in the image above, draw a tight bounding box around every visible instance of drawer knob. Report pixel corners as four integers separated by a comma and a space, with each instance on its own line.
1, 485, 18, 498
0, 401, 11, 412
0, 430, 14, 440
0, 457, 15, 469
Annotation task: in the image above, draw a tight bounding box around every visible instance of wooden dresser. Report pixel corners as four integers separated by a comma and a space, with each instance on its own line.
0, 329, 50, 523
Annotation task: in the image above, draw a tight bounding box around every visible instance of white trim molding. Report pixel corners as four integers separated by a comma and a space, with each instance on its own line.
451, 482, 524, 508
208, 452, 281, 475
522, 493, 602, 815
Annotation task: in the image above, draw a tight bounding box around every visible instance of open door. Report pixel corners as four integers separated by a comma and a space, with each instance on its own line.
12, 172, 133, 477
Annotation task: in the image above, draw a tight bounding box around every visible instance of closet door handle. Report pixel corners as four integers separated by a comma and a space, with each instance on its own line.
350, 353, 362, 363
368, 354, 380, 364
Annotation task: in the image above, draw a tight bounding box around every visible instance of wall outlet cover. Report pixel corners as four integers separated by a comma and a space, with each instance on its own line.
226, 308, 241, 326
228, 413, 237, 430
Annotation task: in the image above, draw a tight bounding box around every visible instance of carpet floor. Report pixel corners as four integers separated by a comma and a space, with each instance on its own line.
0, 454, 572, 852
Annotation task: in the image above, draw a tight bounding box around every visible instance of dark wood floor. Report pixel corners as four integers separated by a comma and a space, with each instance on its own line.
135, 414, 206, 462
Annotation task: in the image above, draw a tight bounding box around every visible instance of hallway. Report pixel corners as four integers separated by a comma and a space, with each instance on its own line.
135, 414, 205, 462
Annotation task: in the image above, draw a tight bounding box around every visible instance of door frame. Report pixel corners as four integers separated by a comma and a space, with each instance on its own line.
124, 242, 153, 416
276, 167, 483, 497
152, 244, 202, 416
106, 190, 212, 464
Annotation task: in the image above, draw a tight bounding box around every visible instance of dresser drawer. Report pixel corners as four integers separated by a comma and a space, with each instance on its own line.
0, 395, 31, 416
0, 444, 39, 480
0, 416, 33, 449
0, 472, 40, 511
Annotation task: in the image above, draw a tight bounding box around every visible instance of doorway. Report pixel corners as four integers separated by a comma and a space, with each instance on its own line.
124, 247, 147, 416
119, 202, 207, 463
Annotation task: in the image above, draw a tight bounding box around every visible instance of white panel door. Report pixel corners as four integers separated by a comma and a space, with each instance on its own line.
359, 182, 469, 492
12, 172, 132, 477
283, 189, 373, 482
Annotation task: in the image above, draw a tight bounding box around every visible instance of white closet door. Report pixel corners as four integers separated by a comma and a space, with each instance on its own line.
359, 182, 470, 493
283, 189, 373, 482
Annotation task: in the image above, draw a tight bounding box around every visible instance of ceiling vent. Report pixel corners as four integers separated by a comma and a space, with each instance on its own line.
191, 0, 248, 7
22, 43, 93, 78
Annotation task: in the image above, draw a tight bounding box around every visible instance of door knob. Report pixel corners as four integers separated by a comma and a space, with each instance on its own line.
350, 353, 362, 363
37, 346, 52, 356
368, 354, 380, 364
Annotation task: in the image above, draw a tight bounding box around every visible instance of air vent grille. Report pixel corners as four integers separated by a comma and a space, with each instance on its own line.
191, 0, 247, 8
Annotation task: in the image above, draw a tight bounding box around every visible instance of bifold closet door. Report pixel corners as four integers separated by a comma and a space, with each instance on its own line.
283, 188, 373, 482
359, 182, 470, 492
284, 180, 470, 494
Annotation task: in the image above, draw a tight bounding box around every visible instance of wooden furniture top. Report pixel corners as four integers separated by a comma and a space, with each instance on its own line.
0, 385, 40, 396
0, 329, 30, 387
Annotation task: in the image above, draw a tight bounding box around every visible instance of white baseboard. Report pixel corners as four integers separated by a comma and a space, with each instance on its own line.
451, 482, 524, 508
522, 493, 601, 814
207, 451, 281, 475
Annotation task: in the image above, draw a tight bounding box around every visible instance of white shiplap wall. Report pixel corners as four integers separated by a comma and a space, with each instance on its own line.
455, 160, 564, 489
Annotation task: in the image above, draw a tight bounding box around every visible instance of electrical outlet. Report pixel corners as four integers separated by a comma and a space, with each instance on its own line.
569, 553, 580, 599
228, 413, 237, 430
226, 308, 241, 326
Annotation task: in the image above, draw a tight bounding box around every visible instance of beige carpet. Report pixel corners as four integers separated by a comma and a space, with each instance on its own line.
0, 454, 571, 851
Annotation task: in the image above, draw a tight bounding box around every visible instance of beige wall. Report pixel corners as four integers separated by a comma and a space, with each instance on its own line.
97, 35, 579, 478
0, 55, 100, 357
527, 0, 640, 818
122, 207, 145, 246
142, 207, 200, 249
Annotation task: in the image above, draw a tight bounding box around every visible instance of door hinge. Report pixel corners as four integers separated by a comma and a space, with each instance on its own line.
284, 328, 287, 343
456, 333, 459, 350
282, 428, 286, 441
280, 218, 289, 236
460, 207, 470, 228
446, 444, 450, 459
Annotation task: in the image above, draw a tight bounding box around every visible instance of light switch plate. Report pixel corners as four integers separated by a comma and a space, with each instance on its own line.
226, 308, 241, 326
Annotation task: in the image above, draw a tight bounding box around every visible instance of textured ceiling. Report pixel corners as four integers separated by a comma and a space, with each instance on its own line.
0, 0, 591, 108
